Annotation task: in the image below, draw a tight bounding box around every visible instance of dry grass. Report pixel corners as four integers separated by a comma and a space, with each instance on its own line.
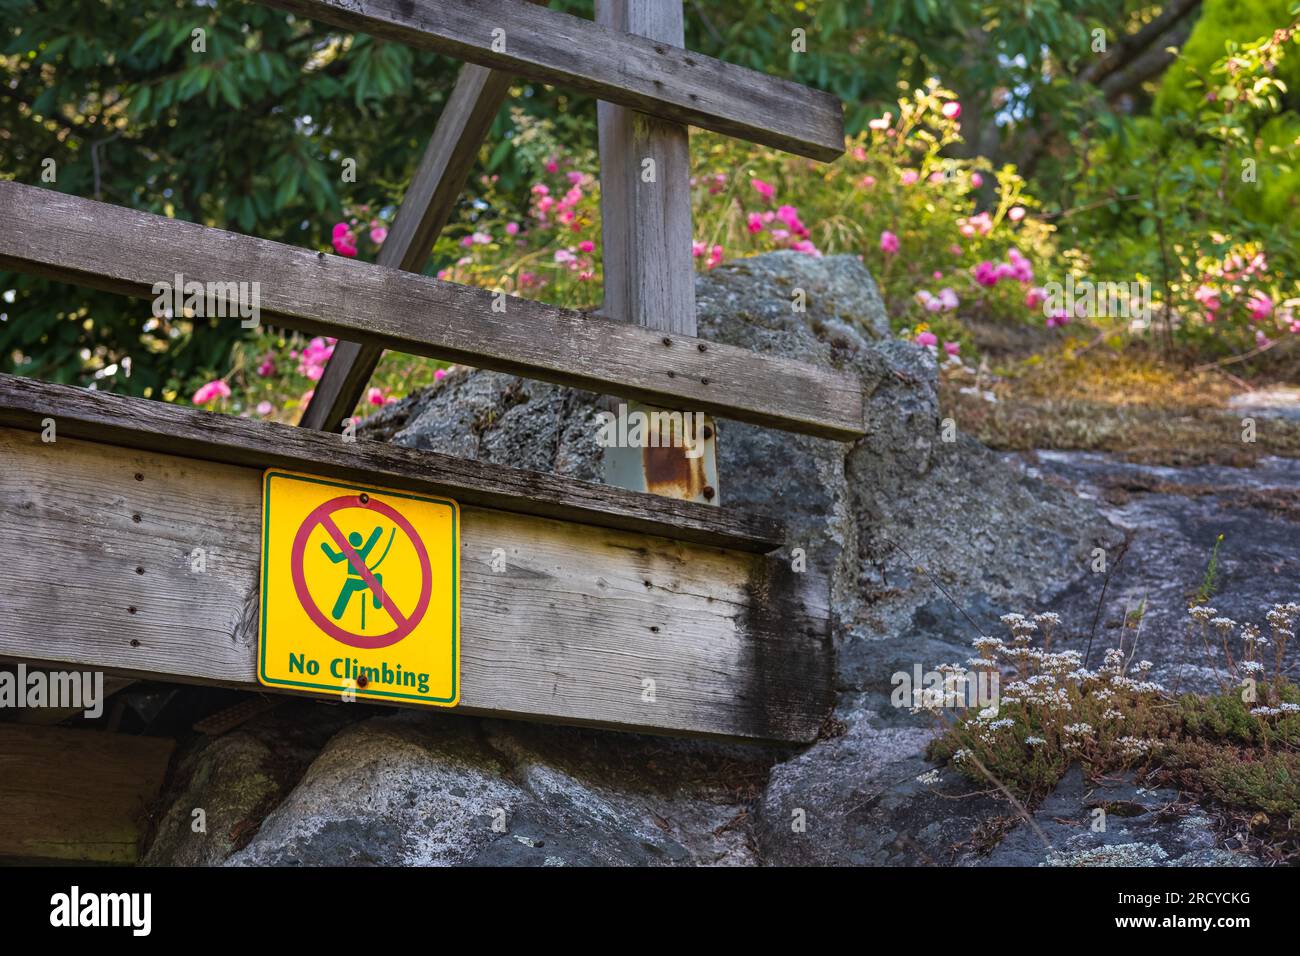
941, 335, 1300, 466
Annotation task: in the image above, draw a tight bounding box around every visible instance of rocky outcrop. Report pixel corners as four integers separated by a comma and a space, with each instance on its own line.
142, 252, 1275, 867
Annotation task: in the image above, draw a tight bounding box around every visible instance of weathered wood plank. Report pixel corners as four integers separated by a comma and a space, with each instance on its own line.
595, 0, 695, 336
0, 374, 782, 552
0, 428, 833, 742
301, 59, 524, 432
0, 183, 865, 441
258, 0, 845, 162
0, 724, 174, 863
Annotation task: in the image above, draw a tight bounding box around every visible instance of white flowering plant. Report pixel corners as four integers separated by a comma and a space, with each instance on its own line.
926, 602, 1300, 858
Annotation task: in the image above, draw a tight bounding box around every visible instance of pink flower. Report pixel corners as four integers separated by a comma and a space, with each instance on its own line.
1248, 293, 1273, 321
747, 212, 765, 234
942, 101, 961, 119
970, 172, 983, 188
938, 288, 959, 311
192, 380, 232, 405
915, 330, 938, 348
332, 230, 357, 257
256, 356, 276, 377
790, 239, 821, 256
434, 368, 448, 382
256, 400, 273, 416
370, 226, 388, 244
578, 239, 595, 253
776, 205, 808, 236
505, 222, 520, 236
545, 157, 559, 174
943, 341, 960, 356
1008, 206, 1025, 222
1046, 310, 1070, 328
974, 261, 999, 287
555, 248, 576, 265
1256, 330, 1273, 348
707, 245, 724, 269
367, 387, 387, 407
692, 240, 707, 258
1194, 284, 1222, 313
1026, 287, 1048, 310
1006, 248, 1034, 283
567, 171, 584, 185
880, 230, 900, 255
900, 169, 919, 186
751, 178, 775, 202
860, 175, 877, 189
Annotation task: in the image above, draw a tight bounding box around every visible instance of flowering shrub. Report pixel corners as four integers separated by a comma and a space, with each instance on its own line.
181, 82, 1072, 415
1060, 11, 1300, 357
687, 81, 1059, 357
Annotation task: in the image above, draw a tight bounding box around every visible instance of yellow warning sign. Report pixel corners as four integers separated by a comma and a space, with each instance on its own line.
258, 470, 459, 706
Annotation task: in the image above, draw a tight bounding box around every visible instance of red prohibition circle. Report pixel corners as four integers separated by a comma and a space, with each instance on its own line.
290, 494, 433, 649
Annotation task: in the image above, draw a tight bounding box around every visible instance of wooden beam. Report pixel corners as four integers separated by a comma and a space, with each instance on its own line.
0, 724, 173, 863
258, 0, 845, 162
596, 0, 695, 336
0, 374, 783, 552
0, 427, 834, 742
302, 45, 533, 431
0, 183, 865, 441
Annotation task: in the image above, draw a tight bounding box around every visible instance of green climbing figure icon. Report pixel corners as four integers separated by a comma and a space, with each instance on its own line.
321, 524, 396, 628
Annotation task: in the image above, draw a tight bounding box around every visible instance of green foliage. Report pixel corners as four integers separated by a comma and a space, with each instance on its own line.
1055, 6, 1300, 356
1155, 0, 1300, 117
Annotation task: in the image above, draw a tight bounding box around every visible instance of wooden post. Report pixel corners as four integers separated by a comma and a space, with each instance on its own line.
596, 0, 694, 336
595, 0, 718, 504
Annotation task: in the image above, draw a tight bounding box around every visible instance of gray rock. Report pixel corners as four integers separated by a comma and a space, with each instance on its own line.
143, 733, 283, 867
144, 701, 350, 866
1014, 451, 1300, 692
227, 713, 769, 866
975, 765, 1257, 867
754, 693, 1009, 865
